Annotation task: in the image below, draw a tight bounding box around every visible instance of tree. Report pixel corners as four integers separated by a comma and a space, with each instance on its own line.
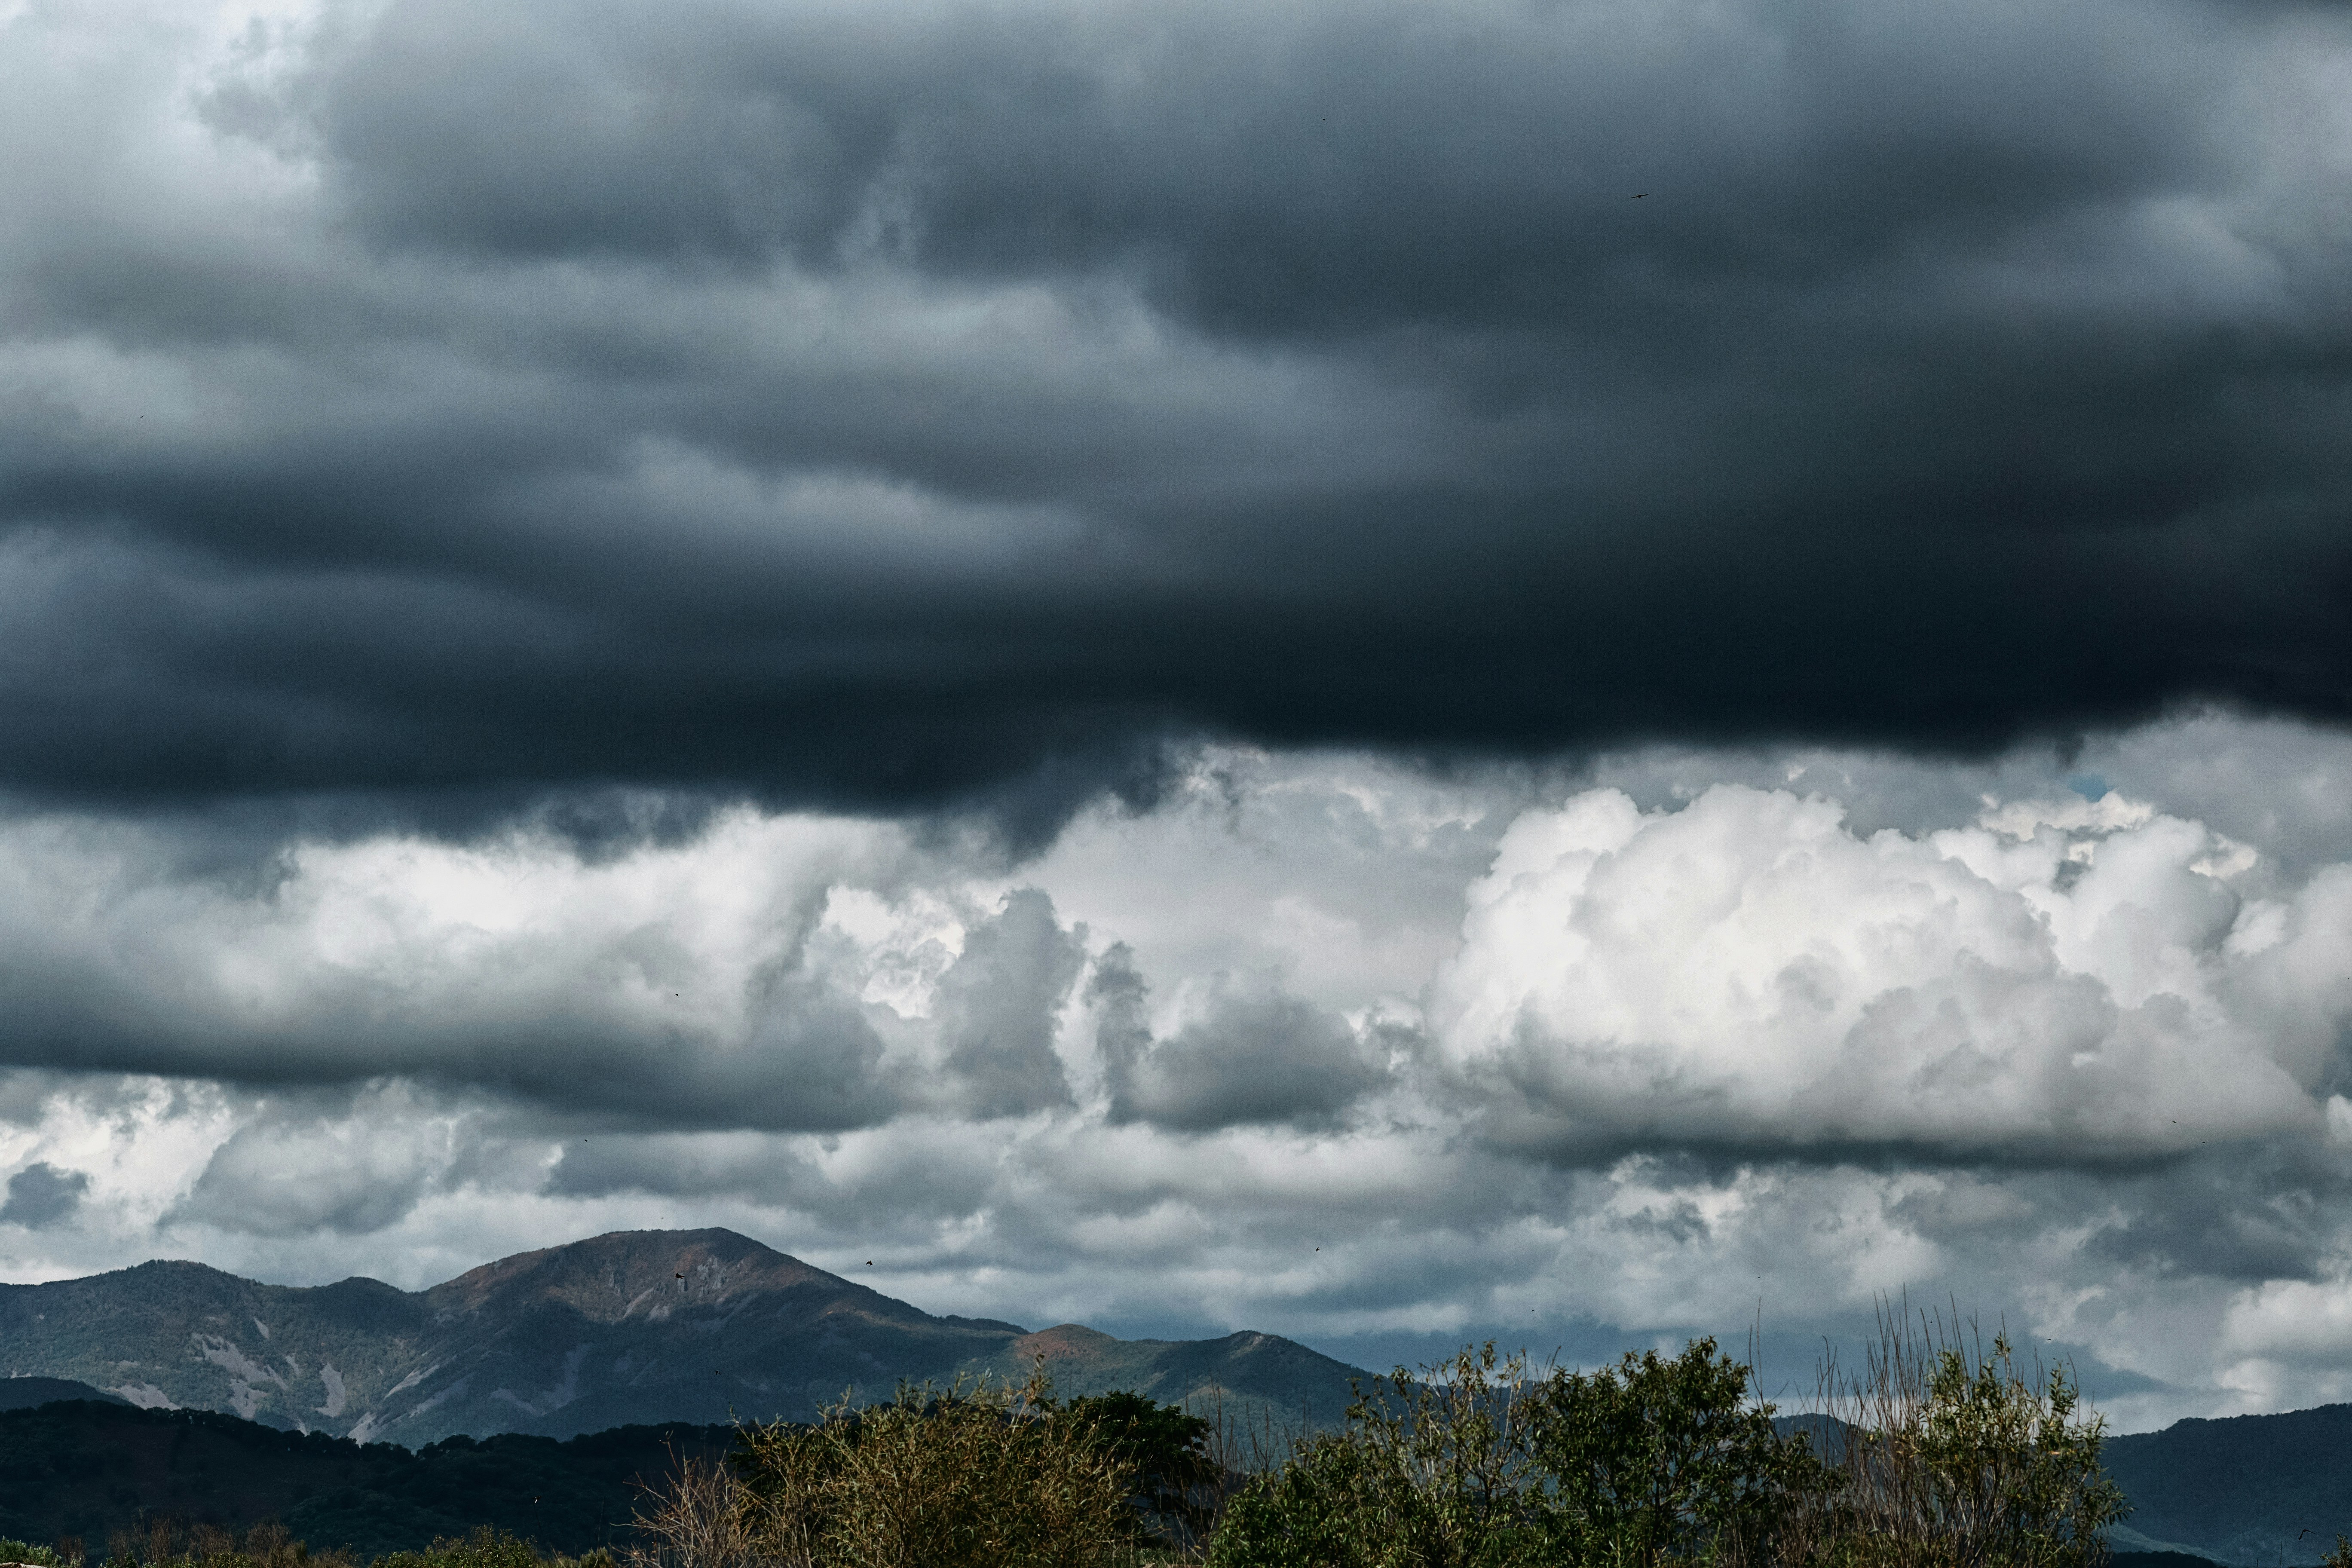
1529, 1337, 1839, 1567
1210, 1344, 1548, 1568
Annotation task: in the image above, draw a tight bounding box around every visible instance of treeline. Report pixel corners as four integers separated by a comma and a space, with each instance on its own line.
0, 1403, 729, 1559
628, 1324, 2158, 1567
5, 1317, 2316, 1567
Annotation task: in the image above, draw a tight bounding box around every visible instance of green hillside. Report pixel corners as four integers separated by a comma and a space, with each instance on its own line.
2102, 1402, 2352, 1565
0, 1399, 729, 1560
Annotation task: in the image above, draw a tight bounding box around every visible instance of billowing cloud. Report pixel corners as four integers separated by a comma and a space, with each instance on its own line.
1094, 946, 1397, 1131
171, 1087, 453, 1236
1430, 784, 2352, 1161
935, 888, 1085, 1117
0, 807, 920, 1124
0, 724, 2342, 1430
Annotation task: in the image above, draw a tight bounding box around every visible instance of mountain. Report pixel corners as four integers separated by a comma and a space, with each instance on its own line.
0, 1229, 1366, 1447
0, 1398, 729, 1559
2101, 1403, 2352, 1565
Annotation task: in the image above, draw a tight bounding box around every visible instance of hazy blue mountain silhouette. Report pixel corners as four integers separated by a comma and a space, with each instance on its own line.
2101, 1402, 2352, 1565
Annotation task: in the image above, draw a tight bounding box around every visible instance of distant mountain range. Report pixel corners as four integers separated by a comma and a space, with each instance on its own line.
11, 1229, 2344, 1566
0, 1228, 1365, 1446
2101, 1402, 2352, 1565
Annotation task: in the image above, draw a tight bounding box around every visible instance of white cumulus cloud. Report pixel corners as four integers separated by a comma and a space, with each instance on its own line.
1430, 783, 2352, 1159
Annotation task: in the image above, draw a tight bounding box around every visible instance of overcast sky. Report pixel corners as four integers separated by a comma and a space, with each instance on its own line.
3, 0, 2352, 1432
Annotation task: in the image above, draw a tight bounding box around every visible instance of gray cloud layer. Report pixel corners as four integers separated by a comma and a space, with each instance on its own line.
0, 1162, 90, 1230
0, 724, 2347, 1426
2, 0, 2349, 830
6, 0, 2352, 1434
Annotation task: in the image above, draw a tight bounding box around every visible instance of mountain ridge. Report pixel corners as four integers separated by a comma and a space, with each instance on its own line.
0, 1228, 1362, 1447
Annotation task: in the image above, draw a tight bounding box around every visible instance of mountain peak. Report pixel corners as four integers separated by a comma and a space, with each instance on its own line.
426, 1227, 845, 1324
0, 1229, 1367, 1446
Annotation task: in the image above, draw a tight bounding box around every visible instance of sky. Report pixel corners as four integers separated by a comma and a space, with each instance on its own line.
1, 0, 2351, 1433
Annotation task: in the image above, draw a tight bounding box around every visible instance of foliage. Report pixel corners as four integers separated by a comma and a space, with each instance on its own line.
9, 1317, 2131, 1568
372, 1527, 551, 1568
690, 1366, 1139, 1568
1060, 1391, 1221, 1548
1213, 1328, 2125, 1568
1804, 1310, 2126, 1568
1210, 1343, 1547, 1568
63, 1522, 612, 1568
0, 1402, 727, 1562
1210, 1340, 1835, 1568
1532, 1340, 1839, 1568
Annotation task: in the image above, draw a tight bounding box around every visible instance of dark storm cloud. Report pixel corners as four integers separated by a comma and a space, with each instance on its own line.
2, 0, 2349, 824
0, 1162, 91, 1229
2085, 1148, 2352, 1283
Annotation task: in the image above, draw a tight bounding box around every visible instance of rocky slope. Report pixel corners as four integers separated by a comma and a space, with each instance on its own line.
0, 1229, 1365, 1446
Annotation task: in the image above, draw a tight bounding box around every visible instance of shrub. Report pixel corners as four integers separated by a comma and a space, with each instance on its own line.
1531, 1338, 1838, 1567
62, 1522, 600, 1568
372, 1529, 544, 1568
625, 1455, 761, 1568
96, 1519, 323, 1568
1209, 1340, 1836, 1568
640, 1367, 1140, 1568
1059, 1391, 1221, 1550
1804, 1311, 2125, 1568
616, 1314, 2131, 1568
1210, 1343, 1549, 1568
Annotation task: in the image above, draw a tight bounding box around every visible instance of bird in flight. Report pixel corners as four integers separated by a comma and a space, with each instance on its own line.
1632, 193, 1647, 199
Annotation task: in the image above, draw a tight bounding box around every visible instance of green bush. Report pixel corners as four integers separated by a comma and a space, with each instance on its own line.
1209, 1340, 1834, 1568
1210, 1343, 1543, 1568
675, 1368, 1139, 1568
1533, 1341, 1836, 1567
1812, 1328, 2124, 1568
621, 1320, 2125, 1568
58, 1522, 608, 1568
1059, 1391, 1220, 1549
372, 1529, 546, 1568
